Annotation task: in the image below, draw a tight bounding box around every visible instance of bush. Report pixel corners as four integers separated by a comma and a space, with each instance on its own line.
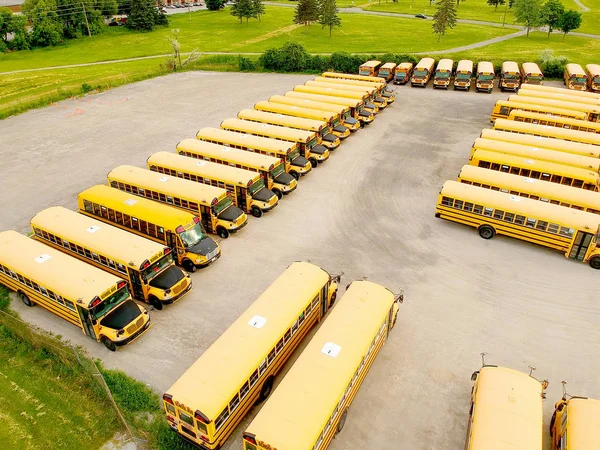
238, 55, 256, 71
307, 54, 329, 72
259, 42, 311, 72
206, 0, 225, 10
538, 48, 567, 79
329, 51, 362, 73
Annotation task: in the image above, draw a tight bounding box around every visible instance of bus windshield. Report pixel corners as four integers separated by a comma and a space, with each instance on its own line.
288, 148, 300, 161
479, 74, 494, 81
212, 197, 233, 216
379, 70, 389, 76
249, 178, 266, 195
141, 253, 173, 282
436, 72, 451, 79
90, 286, 130, 320
307, 137, 318, 149
528, 75, 543, 81
332, 117, 340, 126
504, 73, 519, 79
178, 223, 207, 248
456, 73, 471, 80
359, 70, 370, 76
414, 69, 428, 77
573, 77, 587, 83
396, 72, 407, 78
321, 125, 331, 136
270, 164, 285, 178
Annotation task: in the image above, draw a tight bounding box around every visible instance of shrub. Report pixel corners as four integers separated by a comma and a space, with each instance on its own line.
259, 42, 311, 72
238, 55, 256, 71
329, 51, 362, 73
206, 0, 225, 10
307, 54, 329, 72
538, 48, 567, 79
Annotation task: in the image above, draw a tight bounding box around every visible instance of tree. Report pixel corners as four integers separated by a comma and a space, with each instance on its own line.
56, 0, 102, 38
540, 0, 564, 37
432, 0, 457, 42
513, 0, 542, 36
509, 0, 515, 7
252, 0, 265, 21
127, 0, 156, 30
11, 15, 31, 50
29, 0, 62, 47
558, 9, 581, 40
293, 0, 319, 27
206, 0, 225, 10
231, 0, 255, 23
318, 0, 341, 36
0, 7, 14, 46
97, 0, 118, 16
487, 0, 505, 11
154, 0, 169, 26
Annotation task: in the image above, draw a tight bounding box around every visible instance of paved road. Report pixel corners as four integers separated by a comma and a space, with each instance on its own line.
1, 72, 598, 450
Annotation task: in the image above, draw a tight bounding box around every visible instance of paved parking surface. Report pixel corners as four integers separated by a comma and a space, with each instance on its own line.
1, 72, 598, 450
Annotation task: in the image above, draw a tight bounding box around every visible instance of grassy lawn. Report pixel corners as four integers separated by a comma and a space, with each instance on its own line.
577, 0, 600, 34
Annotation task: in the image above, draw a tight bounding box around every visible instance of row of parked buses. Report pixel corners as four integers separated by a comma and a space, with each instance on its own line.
435, 84, 600, 269
466, 362, 600, 450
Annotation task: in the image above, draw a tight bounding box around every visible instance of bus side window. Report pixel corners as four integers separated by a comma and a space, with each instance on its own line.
83, 200, 93, 213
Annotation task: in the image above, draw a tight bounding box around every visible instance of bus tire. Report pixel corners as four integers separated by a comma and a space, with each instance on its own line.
102, 337, 117, 352
149, 295, 164, 311
329, 290, 337, 307
337, 408, 348, 434
309, 158, 318, 168
183, 260, 197, 273
290, 171, 300, 181
217, 227, 229, 239
478, 225, 495, 240
273, 189, 283, 200
251, 206, 263, 218
589, 256, 600, 269
19, 291, 33, 307
259, 376, 274, 402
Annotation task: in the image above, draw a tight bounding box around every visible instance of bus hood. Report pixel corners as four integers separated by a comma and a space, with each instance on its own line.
188, 236, 218, 257
310, 144, 327, 155
253, 187, 276, 202
291, 155, 310, 167
218, 205, 245, 222
274, 171, 295, 186
100, 299, 142, 330
149, 265, 185, 290
322, 133, 338, 143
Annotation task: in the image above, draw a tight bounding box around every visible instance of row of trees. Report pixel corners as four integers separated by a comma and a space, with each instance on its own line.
230, 0, 265, 23
513, 0, 582, 39
293, 0, 341, 36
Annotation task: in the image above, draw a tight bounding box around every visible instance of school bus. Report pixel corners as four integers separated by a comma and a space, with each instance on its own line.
465, 365, 546, 450
377, 62, 397, 82
285, 90, 375, 126
493, 118, 600, 146
411, 57, 435, 87
480, 129, 600, 159
469, 149, 600, 191
521, 62, 544, 85
78, 185, 221, 272
176, 139, 295, 199
147, 152, 279, 218
508, 109, 600, 134
254, 101, 351, 140
500, 61, 522, 92
551, 395, 600, 450
163, 261, 341, 449
564, 63, 589, 91
510, 94, 600, 122
31, 207, 192, 310
305, 80, 389, 109
268, 94, 361, 132
108, 165, 248, 239
453, 60, 473, 91
475, 61, 495, 93
321, 71, 386, 87
293, 84, 379, 116
436, 181, 600, 268
433, 58, 453, 89
471, 137, 600, 173
394, 62, 413, 85
359, 60, 382, 77
238, 108, 341, 151
315, 74, 389, 99
458, 165, 600, 214
0, 230, 151, 351
586, 64, 600, 92
242, 280, 402, 450
222, 117, 329, 167
517, 88, 600, 106
520, 83, 600, 100
490, 100, 588, 122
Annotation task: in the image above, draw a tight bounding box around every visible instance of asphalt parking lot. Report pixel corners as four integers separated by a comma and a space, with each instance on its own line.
1, 72, 599, 450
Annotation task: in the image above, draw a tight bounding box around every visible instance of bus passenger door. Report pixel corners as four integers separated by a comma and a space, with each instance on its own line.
200, 206, 212, 233
77, 306, 97, 340
128, 268, 145, 300
320, 283, 329, 317
569, 231, 593, 261
166, 231, 181, 263
237, 187, 247, 212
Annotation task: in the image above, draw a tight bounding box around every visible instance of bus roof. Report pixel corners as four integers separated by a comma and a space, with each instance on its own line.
519, 83, 600, 100
165, 261, 331, 419
456, 60, 473, 73
244, 280, 396, 450
508, 109, 600, 129
0, 230, 122, 307
470, 365, 544, 450
31, 206, 167, 269
176, 138, 281, 171
197, 127, 296, 154
285, 90, 362, 108
237, 108, 324, 132
306, 80, 378, 96
321, 71, 385, 84
398, 62, 414, 70
107, 165, 229, 206
147, 151, 261, 187
492, 118, 600, 145
477, 61, 495, 74
511, 94, 600, 114
415, 57, 435, 69
522, 62, 542, 75
586, 64, 600, 77
566, 63, 587, 76
268, 94, 348, 116
294, 84, 368, 101
221, 117, 314, 144
502, 61, 520, 73
436, 59, 453, 72
496, 100, 588, 120
360, 60, 381, 68
566, 397, 600, 449
254, 100, 335, 123
313, 76, 383, 93
380, 62, 397, 70
79, 185, 199, 230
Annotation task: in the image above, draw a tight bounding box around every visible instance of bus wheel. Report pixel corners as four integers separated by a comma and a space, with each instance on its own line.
183, 260, 197, 273
259, 376, 274, 401
19, 292, 33, 307
102, 337, 117, 352
478, 225, 495, 240
329, 290, 337, 307
251, 206, 263, 218
337, 408, 348, 434
589, 256, 600, 270
290, 171, 300, 181
309, 158, 318, 168
273, 189, 283, 200
149, 296, 163, 311
217, 227, 229, 239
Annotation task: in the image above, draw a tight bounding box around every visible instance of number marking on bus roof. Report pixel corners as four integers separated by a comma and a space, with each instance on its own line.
86, 226, 101, 233
158, 176, 169, 182
196, 161, 207, 166
248, 315, 267, 329
524, 178, 535, 183
34, 254, 52, 264
124, 199, 137, 206
321, 342, 341, 358
529, 147, 540, 152
509, 195, 522, 202
222, 146, 230, 151
524, 159, 535, 164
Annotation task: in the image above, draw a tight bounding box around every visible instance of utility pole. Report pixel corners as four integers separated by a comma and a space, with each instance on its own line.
82, 2, 91, 36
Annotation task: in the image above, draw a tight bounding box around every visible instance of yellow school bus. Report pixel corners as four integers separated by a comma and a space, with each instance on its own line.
411, 57, 435, 87
31, 207, 191, 310
197, 127, 312, 179
509, 109, 600, 134
493, 118, 600, 146
108, 165, 248, 239
475, 61, 495, 93
564, 63, 589, 91
517, 88, 600, 107
285, 90, 375, 126
0, 230, 150, 351
469, 149, 600, 191
471, 137, 600, 172
521, 62, 544, 85
254, 100, 351, 140
78, 185, 221, 272
500, 61, 522, 92
394, 62, 414, 85
306, 80, 388, 109
315, 74, 389, 99
242, 280, 402, 450
147, 152, 278, 218
453, 59, 473, 91
465, 365, 546, 450
377, 62, 397, 82
458, 164, 600, 214
359, 60, 382, 76
222, 117, 329, 167
176, 139, 295, 199
238, 108, 340, 151
586, 64, 600, 93
510, 94, 600, 122
480, 129, 600, 159
551, 395, 600, 450
520, 83, 600, 100
433, 58, 453, 89
321, 71, 385, 86
163, 261, 341, 449
490, 100, 588, 122
293, 84, 379, 117
436, 181, 600, 267
268, 94, 361, 132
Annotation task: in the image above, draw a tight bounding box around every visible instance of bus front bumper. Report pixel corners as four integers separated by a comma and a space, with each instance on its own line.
229, 218, 249, 233
277, 180, 298, 195
343, 119, 361, 132
358, 112, 374, 124
332, 125, 350, 139
254, 196, 279, 212
309, 148, 330, 163
382, 92, 395, 103
454, 82, 471, 90
163, 279, 193, 305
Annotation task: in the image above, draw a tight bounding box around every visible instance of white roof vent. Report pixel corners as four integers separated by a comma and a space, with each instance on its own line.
86, 226, 101, 233
35, 254, 51, 264
158, 176, 169, 182
321, 342, 341, 358
124, 199, 137, 206
248, 315, 267, 329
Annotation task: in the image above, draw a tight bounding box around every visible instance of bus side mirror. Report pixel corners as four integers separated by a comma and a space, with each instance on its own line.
471, 371, 479, 382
